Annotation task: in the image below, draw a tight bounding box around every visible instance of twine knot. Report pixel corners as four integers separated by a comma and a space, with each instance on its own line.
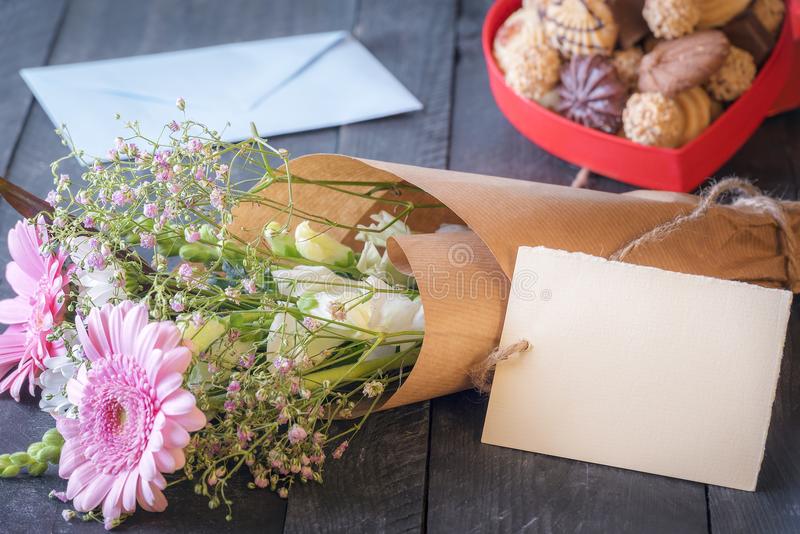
470, 340, 531, 393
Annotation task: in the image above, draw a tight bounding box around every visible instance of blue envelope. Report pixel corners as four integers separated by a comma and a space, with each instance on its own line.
21, 31, 422, 159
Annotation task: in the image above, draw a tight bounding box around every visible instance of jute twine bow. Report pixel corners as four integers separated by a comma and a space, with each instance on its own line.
470, 177, 798, 394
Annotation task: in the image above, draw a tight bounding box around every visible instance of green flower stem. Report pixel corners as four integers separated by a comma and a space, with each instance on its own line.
302, 351, 419, 391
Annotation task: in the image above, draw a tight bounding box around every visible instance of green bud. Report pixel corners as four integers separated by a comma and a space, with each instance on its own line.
42, 429, 64, 447
27, 442, 45, 457
228, 311, 273, 330
37, 446, 61, 464
179, 243, 220, 263
27, 462, 48, 477
199, 224, 218, 243
9, 452, 31, 466
0, 454, 10, 468
1, 465, 20, 478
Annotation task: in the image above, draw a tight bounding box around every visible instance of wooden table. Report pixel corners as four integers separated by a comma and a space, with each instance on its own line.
0, 1, 798, 532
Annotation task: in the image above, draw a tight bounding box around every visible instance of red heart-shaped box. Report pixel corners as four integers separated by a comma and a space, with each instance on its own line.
482, 0, 800, 191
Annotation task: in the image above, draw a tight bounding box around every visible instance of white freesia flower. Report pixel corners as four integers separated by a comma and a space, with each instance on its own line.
69, 237, 125, 306
298, 276, 424, 343
356, 241, 412, 290
272, 265, 368, 297
39, 343, 82, 417
356, 210, 411, 248
294, 221, 354, 266
266, 312, 341, 363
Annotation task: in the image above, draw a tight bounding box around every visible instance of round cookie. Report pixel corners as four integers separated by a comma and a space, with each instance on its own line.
673, 87, 712, 145
643, 0, 700, 39
612, 47, 644, 90
706, 46, 756, 101
543, 0, 619, 57
753, 0, 786, 33
493, 8, 548, 74
505, 45, 562, 101
623, 92, 685, 147
696, 0, 750, 28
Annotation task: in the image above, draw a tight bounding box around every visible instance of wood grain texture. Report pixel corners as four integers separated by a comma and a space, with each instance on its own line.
429, 0, 710, 532
0, 0, 65, 175
283, 1, 458, 532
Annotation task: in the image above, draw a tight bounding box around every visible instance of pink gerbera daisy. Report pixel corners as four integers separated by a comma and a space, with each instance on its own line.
57, 301, 206, 523
0, 219, 68, 400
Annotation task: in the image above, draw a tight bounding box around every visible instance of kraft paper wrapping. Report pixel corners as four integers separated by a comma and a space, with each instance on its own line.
232, 154, 800, 410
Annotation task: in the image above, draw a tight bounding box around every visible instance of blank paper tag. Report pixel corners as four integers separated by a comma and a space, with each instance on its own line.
482, 246, 792, 491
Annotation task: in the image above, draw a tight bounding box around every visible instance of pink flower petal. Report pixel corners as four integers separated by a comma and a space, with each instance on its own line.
160, 389, 196, 416
56, 416, 81, 440
138, 451, 157, 481
57, 437, 85, 477
137, 480, 167, 513
155, 372, 183, 399
75, 314, 103, 362
160, 419, 190, 449
154, 347, 192, 384
66, 376, 85, 406
120, 304, 148, 356
172, 406, 207, 432
102, 474, 127, 521
0, 297, 30, 325
153, 449, 176, 473
66, 461, 98, 500
5, 262, 36, 301
122, 470, 139, 513
73, 473, 114, 512
7, 221, 45, 280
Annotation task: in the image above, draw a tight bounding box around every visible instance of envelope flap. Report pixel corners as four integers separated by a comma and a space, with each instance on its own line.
21, 31, 348, 112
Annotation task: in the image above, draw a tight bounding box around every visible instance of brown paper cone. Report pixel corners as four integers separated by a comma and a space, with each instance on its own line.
233, 154, 800, 409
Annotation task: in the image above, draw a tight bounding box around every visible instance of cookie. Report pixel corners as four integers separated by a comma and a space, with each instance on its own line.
623, 92, 685, 147
706, 46, 756, 101
557, 55, 628, 133
696, 0, 750, 28
753, 0, 786, 33
638, 30, 730, 96
543, 0, 619, 57
493, 8, 548, 73
612, 47, 644, 90
643, 0, 700, 39
505, 45, 562, 101
674, 87, 712, 145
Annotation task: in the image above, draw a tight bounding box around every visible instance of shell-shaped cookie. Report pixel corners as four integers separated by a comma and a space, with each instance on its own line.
543, 0, 619, 57
673, 87, 711, 145
696, 0, 750, 28
494, 8, 549, 73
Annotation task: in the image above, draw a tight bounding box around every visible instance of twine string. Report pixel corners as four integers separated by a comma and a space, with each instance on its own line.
470, 340, 530, 393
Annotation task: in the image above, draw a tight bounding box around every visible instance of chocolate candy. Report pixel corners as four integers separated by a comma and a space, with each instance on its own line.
609, 0, 649, 49
557, 55, 627, 134
722, 10, 775, 65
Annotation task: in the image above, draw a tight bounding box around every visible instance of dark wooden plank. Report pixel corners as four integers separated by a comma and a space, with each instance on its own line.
0, 0, 66, 176
0, 0, 359, 531
282, 0, 458, 532
707, 109, 800, 533
426, 0, 709, 532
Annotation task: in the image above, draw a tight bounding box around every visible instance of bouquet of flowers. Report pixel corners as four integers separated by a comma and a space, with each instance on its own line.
0, 105, 434, 529
1, 101, 796, 530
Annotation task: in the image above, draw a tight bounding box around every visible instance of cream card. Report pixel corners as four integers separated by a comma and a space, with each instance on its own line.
482, 246, 792, 491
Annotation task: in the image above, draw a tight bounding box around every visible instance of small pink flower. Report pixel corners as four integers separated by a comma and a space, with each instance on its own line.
332, 440, 349, 459
139, 233, 156, 249
184, 227, 201, 243
209, 188, 224, 210
168, 120, 180, 132
287, 424, 307, 445
178, 263, 193, 282
45, 190, 59, 207
187, 139, 203, 153
143, 203, 158, 219
0, 219, 68, 400
227, 380, 241, 395
194, 167, 206, 182
56, 302, 206, 522
242, 278, 257, 294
